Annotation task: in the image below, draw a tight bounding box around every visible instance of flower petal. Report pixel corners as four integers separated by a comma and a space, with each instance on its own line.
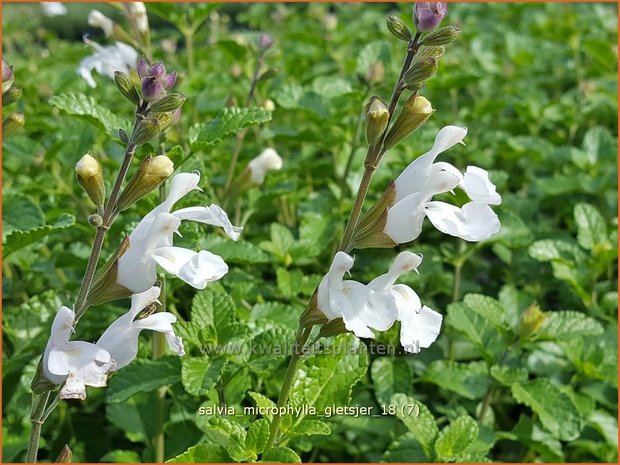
132, 312, 177, 332
399, 304, 443, 353
174, 204, 242, 241
425, 200, 500, 241
152, 247, 228, 289
165, 331, 186, 356
330, 288, 375, 339
462, 166, 501, 205
384, 192, 427, 244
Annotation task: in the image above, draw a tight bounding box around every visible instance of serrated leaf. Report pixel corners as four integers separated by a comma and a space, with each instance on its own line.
574, 203, 607, 250
248, 391, 277, 422
250, 302, 301, 330
261, 446, 301, 463
246, 419, 270, 455
49, 92, 126, 134
540, 310, 604, 339
191, 289, 244, 345
248, 326, 295, 370
189, 107, 271, 150
435, 416, 479, 461
204, 417, 250, 462
371, 357, 412, 405
382, 431, 427, 462
390, 394, 437, 458
463, 294, 506, 328
167, 443, 231, 463
3, 213, 75, 257
490, 365, 528, 387
276, 267, 303, 298
288, 419, 331, 439
423, 360, 489, 399
107, 357, 181, 403
589, 410, 618, 448
511, 379, 582, 441
181, 356, 227, 396
2, 194, 45, 235
201, 236, 270, 264
528, 239, 586, 264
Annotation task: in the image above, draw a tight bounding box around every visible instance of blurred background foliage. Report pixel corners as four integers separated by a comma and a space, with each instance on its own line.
2, 2, 618, 463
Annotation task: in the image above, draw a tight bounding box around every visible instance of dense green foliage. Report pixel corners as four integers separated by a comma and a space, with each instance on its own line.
2, 2, 618, 463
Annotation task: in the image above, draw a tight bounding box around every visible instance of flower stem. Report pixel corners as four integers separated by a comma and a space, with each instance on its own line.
265, 326, 312, 450
25, 391, 50, 463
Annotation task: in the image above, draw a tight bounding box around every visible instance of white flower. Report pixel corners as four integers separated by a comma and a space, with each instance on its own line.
317, 252, 397, 338
41, 2, 67, 17
88, 10, 115, 37
127, 2, 149, 33
42, 306, 115, 400
368, 252, 442, 353
97, 286, 184, 370
77, 39, 138, 88
384, 125, 501, 243
248, 148, 283, 184
116, 172, 242, 293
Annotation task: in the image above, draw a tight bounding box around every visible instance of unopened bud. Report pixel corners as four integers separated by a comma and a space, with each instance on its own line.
127, 2, 149, 34
148, 93, 187, 113
75, 153, 105, 206
402, 57, 438, 90
263, 99, 276, 112
116, 155, 174, 211
54, 444, 73, 463
414, 2, 448, 32
517, 303, 546, 339
415, 45, 446, 61
322, 13, 338, 32
420, 25, 461, 46
2, 86, 21, 107
88, 9, 115, 37
152, 111, 174, 132
258, 33, 274, 51
365, 96, 389, 146
386, 15, 412, 42
2, 112, 24, 136
366, 62, 385, 84
383, 95, 434, 150
247, 148, 283, 185
119, 128, 129, 144
114, 71, 141, 105
88, 214, 103, 227
132, 116, 160, 145
2, 57, 14, 93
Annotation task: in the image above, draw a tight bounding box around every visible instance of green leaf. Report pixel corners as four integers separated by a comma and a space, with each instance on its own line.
574, 203, 608, 250
49, 92, 126, 135
201, 236, 270, 264
540, 310, 604, 340
2, 194, 45, 235
99, 450, 142, 463
167, 443, 231, 463
248, 391, 277, 422
191, 289, 243, 345
589, 409, 618, 448
189, 107, 271, 150
511, 379, 582, 441
245, 419, 271, 455
203, 417, 250, 462
107, 357, 181, 403
260, 223, 295, 263
181, 356, 227, 396
435, 416, 479, 461
288, 419, 331, 439
489, 365, 528, 387
250, 302, 301, 330
290, 334, 368, 413
3, 213, 75, 257
423, 360, 489, 400
382, 432, 427, 462
261, 446, 301, 463
276, 267, 304, 298
463, 294, 506, 328
529, 239, 586, 263
370, 357, 413, 405
390, 394, 438, 458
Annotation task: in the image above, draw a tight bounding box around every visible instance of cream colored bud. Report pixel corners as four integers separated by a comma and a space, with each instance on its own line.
365, 96, 390, 146
263, 99, 276, 112
116, 155, 173, 212
149, 155, 174, 177
127, 3, 149, 33
383, 95, 434, 150
75, 153, 99, 178
75, 153, 105, 206
88, 10, 115, 37
248, 148, 283, 184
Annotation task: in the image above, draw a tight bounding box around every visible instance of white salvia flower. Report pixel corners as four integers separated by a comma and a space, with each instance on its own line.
116, 172, 242, 293
88, 10, 115, 37
41, 2, 67, 17
42, 306, 115, 400
77, 39, 138, 88
384, 125, 501, 243
97, 287, 184, 370
127, 2, 149, 33
317, 252, 397, 338
368, 252, 442, 353
248, 148, 283, 184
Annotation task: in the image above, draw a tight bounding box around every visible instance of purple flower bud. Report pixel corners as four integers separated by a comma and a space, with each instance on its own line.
163, 71, 177, 90
149, 62, 166, 79
142, 77, 166, 102
258, 33, 274, 51
414, 2, 448, 32
137, 57, 149, 79
2, 57, 13, 83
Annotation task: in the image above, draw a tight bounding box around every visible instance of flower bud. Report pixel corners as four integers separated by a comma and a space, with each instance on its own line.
54, 444, 73, 463
87, 236, 133, 306
132, 116, 160, 145
152, 111, 174, 132
383, 95, 434, 150
365, 96, 389, 146
116, 155, 174, 211
2, 86, 21, 107
127, 2, 149, 33
517, 303, 546, 339
88, 9, 115, 37
322, 13, 338, 32
420, 25, 461, 46
415, 45, 446, 61
139, 59, 176, 102
142, 76, 166, 102
247, 148, 283, 185
258, 33, 274, 51
148, 93, 187, 113
350, 182, 398, 250
386, 15, 412, 42
114, 71, 141, 105
2, 112, 25, 137
2, 57, 14, 94
403, 57, 438, 90
263, 99, 276, 112
119, 128, 130, 144
88, 214, 104, 228
75, 153, 105, 207
413, 2, 448, 32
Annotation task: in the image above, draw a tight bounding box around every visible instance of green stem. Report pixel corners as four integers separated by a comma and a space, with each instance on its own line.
265, 327, 312, 450
184, 28, 195, 79
338, 163, 376, 253
25, 391, 51, 463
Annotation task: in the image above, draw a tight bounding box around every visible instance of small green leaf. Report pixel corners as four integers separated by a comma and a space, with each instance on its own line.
191, 289, 244, 345
390, 394, 437, 458
435, 416, 479, 461
574, 203, 608, 250
261, 446, 301, 463
167, 443, 231, 463
107, 357, 181, 403
201, 236, 270, 264
189, 107, 271, 150
246, 419, 270, 455
3, 213, 75, 257
371, 357, 413, 405
463, 294, 506, 328
248, 391, 277, 422
382, 431, 427, 462
511, 379, 582, 441
203, 417, 250, 462
49, 92, 127, 135
423, 360, 489, 400
288, 419, 331, 439
490, 365, 528, 387
540, 310, 604, 340
2, 194, 45, 235
181, 356, 227, 396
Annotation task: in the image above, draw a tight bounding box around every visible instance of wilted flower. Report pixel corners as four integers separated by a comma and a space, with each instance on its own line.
413, 2, 448, 32
78, 39, 138, 88
42, 306, 115, 399
384, 125, 501, 243
88, 10, 115, 37
41, 2, 67, 17
248, 148, 283, 184
116, 172, 241, 293
97, 286, 184, 370
137, 58, 176, 102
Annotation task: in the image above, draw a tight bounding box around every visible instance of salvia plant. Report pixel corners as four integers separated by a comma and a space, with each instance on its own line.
2, 2, 617, 464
